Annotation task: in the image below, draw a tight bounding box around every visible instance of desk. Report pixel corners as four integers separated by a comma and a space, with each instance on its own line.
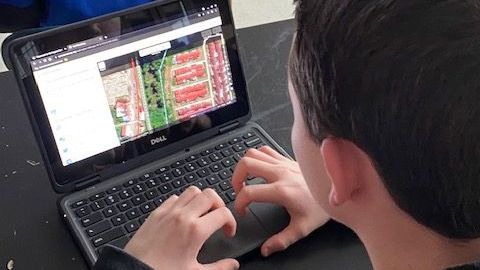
0, 20, 372, 270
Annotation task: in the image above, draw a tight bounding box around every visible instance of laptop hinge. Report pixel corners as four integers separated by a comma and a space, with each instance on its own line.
219, 121, 240, 134
74, 175, 101, 191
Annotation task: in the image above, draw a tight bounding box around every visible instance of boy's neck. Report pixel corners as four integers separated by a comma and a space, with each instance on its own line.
353, 206, 480, 270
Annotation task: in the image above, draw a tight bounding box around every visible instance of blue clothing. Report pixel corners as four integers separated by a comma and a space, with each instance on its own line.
0, 0, 152, 26
42, 0, 151, 26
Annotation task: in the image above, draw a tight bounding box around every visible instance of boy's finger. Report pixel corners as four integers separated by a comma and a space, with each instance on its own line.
202, 258, 240, 270
258, 146, 289, 161
235, 184, 285, 216
260, 224, 303, 257
198, 207, 237, 241
244, 148, 278, 164
232, 157, 278, 193
185, 188, 225, 217
176, 186, 202, 207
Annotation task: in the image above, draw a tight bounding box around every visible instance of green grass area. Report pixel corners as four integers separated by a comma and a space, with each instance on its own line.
110, 108, 123, 138
142, 56, 178, 130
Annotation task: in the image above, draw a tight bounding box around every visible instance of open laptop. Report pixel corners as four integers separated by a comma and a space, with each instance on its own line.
7, 0, 289, 267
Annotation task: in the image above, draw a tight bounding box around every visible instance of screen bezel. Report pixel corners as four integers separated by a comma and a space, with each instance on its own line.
8, 0, 251, 193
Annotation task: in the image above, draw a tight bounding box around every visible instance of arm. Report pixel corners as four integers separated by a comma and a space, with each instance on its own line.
233, 146, 331, 256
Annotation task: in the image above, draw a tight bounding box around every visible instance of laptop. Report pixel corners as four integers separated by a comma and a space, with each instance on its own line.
7, 0, 289, 267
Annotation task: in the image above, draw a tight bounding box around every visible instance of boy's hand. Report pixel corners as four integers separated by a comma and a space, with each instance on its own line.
232, 146, 330, 257
124, 186, 239, 270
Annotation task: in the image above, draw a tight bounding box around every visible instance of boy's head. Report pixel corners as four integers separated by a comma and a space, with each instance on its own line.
288, 0, 480, 240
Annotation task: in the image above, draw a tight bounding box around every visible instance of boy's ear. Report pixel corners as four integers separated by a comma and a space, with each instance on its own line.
321, 138, 363, 207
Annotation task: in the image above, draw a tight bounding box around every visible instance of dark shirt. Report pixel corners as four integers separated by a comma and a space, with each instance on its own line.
93, 246, 152, 270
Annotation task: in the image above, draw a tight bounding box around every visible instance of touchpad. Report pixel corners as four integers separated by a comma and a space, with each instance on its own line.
198, 204, 269, 264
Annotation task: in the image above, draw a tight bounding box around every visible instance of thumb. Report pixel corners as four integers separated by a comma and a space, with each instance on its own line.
202, 258, 240, 270
261, 224, 305, 257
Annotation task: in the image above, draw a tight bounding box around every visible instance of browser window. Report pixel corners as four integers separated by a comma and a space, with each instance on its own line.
31, 5, 236, 166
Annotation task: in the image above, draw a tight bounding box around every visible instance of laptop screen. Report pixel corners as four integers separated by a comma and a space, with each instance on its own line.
10, 0, 250, 189
31, 5, 235, 166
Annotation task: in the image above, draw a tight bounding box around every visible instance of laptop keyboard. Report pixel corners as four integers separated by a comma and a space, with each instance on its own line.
68, 130, 267, 253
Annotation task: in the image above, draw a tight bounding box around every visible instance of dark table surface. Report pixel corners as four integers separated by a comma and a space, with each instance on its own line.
0, 20, 372, 270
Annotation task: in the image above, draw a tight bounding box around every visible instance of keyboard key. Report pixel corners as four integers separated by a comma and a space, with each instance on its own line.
233, 153, 242, 162
206, 175, 220, 185
243, 131, 256, 139
92, 227, 125, 247
255, 143, 266, 149
185, 163, 198, 172
89, 192, 105, 202
154, 196, 167, 207
103, 206, 118, 218
117, 201, 132, 212
209, 153, 222, 162
232, 143, 246, 152
132, 183, 147, 194
201, 148, 214, 156
131, 194, 146, 206
222, 158, 235, 168
126, 208, 141, 220
123, 179, 138, 187
158, 183, 173, 194
141, 172, 154, 181
75, 206, 91, 218
138, 215, 149, 225
186, 154, 201, 162
158, 172, 173, 183
145, 189, 159, 200
245, 136, 262, 147
172, 179, 186, 188
81, 212, 103, 227
194, 179, 208, 190
71, 200, 88, 209
211, 185, 222, 194
86, 220, 112, 237
226, 189, 236, 201
221, 148, 234, 157
215, 143, 229, 150
125, 220, 140, 233
140, 202, 155, 214
197, 158, 210, 167
146, 178, 160, 188
229, 137, 242, 145
210, 163, 222, 172
155, 166, 169, 174
107, 186, 121, 194
119, 189, 133, 199
105, 194, 120, 205
112, 213, 128, 226
185, 173, 197, 183
219, 169, 232, 180
91, 200, 106, 211
172, 168, 186, 177
220, 180, 232, 191
197, 168, 209, 177
171, 160, 185, 168
109, 235, 130, 249
220, 193, 230, 204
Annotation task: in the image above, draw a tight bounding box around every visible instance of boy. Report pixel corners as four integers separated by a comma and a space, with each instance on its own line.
94, 0, 480, 269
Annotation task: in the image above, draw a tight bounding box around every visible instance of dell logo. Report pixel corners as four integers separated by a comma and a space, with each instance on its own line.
151, 135, 168, 145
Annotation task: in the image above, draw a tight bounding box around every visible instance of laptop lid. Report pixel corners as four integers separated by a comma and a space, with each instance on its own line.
8, 0, 251, 193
